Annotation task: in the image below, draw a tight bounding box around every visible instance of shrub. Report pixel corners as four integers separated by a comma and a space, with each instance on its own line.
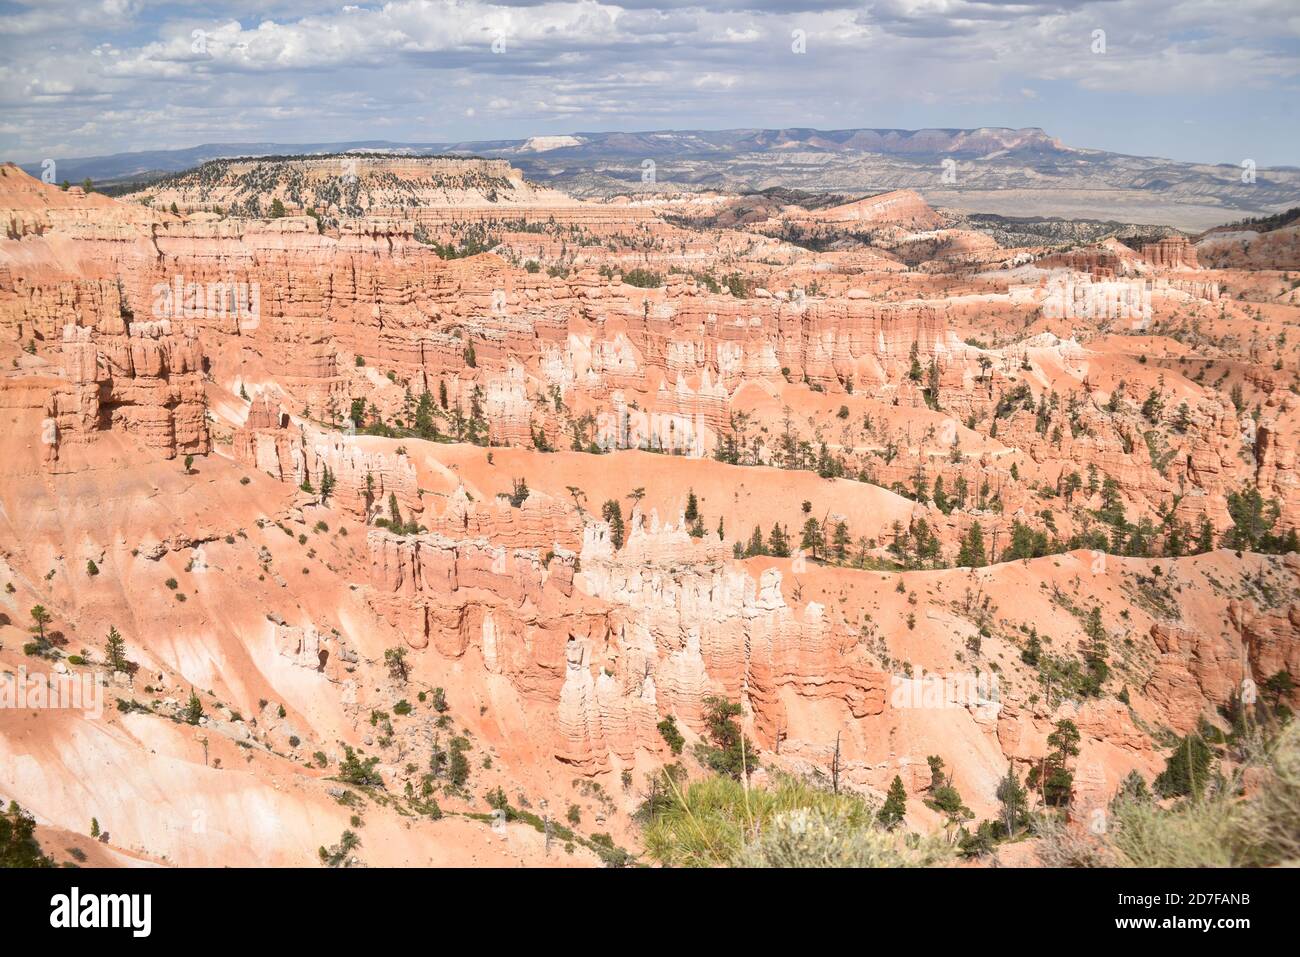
338, 745, 383, 787
184, 689, 204, 725
642, 773, 947, 868
740, 806, 950, 868
621, 268, 663, 288
1154, 733, 1215, 799
0, 801, 54, 867
657, 715, 685, 755
318, 829, 360, 867
693, 697, 758, 779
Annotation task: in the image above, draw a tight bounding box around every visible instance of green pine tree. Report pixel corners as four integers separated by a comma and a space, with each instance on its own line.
957, 522, 987, 568
1154, 733, 1214, 799
879, 775, 908, 830
996, 765, 1028, 835
684, 489, 699, 524
105, 625, 128, 673
602, 499, 625, 550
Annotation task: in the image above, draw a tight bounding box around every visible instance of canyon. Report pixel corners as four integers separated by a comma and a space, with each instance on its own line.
1, 153, 1297, 867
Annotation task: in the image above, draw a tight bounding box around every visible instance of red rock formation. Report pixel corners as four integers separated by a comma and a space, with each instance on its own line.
1141, 235, 1199, 270
2, 153, 1297, 867
233, 395, 420, 520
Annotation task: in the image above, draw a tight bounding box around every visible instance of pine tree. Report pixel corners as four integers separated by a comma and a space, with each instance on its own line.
29, 605, 51, 642
697, 697, 758, 780
800, 518, 822, 560
602, 499, 625, 549
933, 476, 951, 514
1041, 719, 1080, 807
1003, 520, 1040, 561
1081, 607, 1109, 696
879, 775, 907, 830
684, 489, 699, 524
1166, 519, 1186, 557
1264, 669, 1296, 711
105, 625, 128, 673
926, 357, 941, 407
1195, 514, 1215, 553
1223, 485, 1280, 551
1021, 629, 1041, 666
956, 523, 986, 568
832, 521, 850, 563
1112, 769, 1151, 806
1063, 471, 1081, 505
509, 477, 529, 507
1141, 388, 1163, 422
185, 688, 204, 726
1154, 733, 1214, 799
746, 525, 766, 557
768, 523, 790, 557
319, 465, 336, 501
927, 755, 946, 792
0, 802, 54, 867
414, 391, 437, 439
384, 646, 409, 682
954, 475, 969, 508
996, 765, 1028, 835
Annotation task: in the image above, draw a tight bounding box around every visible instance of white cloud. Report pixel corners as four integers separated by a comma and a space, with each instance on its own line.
0, 0, 1294, 162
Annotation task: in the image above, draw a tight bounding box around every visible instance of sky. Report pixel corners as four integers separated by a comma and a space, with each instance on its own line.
1, 0, 1297, 166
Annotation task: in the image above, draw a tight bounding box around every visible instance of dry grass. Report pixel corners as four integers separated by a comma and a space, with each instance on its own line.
642, 774, 951, 868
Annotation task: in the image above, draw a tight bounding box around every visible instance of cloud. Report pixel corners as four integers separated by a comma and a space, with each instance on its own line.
0, 0, 1295, 164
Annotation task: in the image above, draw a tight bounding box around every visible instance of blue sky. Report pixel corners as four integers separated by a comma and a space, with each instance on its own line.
1, 0, 1296, 165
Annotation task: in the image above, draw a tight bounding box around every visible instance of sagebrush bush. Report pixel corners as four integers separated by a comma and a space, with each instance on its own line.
738, 806, 952, 868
